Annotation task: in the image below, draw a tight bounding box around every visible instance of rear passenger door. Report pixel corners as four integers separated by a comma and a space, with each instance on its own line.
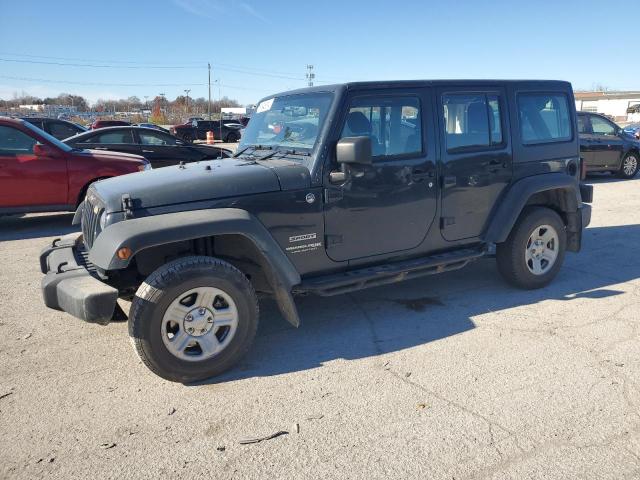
437, 86, 512, 240
577, 114, 597, 167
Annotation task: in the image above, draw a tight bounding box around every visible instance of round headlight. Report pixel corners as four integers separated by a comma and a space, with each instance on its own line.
99, 211, 108, 230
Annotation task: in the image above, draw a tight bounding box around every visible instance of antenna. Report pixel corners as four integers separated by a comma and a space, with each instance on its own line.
306, 64, 315, 87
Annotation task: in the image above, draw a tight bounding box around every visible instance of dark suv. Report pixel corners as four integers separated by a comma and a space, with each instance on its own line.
170, 119, 243, 143
578, 112, 640, 178
40, 80, 592, 382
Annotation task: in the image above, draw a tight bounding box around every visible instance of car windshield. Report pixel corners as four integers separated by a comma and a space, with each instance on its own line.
239, 92, 333, 153
21, 120, 73, 152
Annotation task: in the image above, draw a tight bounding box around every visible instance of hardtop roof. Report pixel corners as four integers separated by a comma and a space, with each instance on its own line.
264, 79, 572, 100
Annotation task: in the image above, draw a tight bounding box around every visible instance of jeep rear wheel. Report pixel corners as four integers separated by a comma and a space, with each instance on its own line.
129, 256, 258, 383
496, 207, 566, 289
617, 152, 639, 179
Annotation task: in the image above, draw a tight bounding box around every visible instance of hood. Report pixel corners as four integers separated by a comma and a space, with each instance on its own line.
76, 148, 147, 163
91, 157, 310, 213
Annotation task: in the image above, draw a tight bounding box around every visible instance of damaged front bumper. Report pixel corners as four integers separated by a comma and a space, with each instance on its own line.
40, 232, 118, 325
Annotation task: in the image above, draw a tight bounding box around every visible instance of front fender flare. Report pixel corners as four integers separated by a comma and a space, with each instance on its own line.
484, 173, 581, 244
89, 208, 302, 327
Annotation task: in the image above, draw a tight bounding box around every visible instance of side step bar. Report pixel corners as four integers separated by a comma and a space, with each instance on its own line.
295, 247, 486, 297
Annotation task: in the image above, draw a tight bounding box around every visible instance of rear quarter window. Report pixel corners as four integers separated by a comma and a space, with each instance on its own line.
518, 93, 572, 145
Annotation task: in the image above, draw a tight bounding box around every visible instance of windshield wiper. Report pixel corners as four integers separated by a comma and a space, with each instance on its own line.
276, 148, 311, 157
233, 144, 274, 158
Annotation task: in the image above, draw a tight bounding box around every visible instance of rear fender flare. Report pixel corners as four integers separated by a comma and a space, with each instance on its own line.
484, 173, 581, 244
89, 208, 302, 327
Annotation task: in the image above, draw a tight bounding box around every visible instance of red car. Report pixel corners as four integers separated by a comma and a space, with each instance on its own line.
90, 119, 130, 130
0, 117, 150, 215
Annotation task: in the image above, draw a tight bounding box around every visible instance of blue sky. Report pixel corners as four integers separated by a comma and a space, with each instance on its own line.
0, 0, 637, 105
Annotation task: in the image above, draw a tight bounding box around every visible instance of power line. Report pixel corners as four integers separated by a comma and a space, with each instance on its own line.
0, 51, 203, 66
0, 75, 270, 92
0, 52, 346, 82
0, 58, 204, 70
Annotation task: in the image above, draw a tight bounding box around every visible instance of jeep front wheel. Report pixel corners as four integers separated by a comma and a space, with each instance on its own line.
496, 207, 566, 289
129, 256, 258, 383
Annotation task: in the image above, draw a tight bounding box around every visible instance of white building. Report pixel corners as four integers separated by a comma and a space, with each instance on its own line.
575, 91, 640, 124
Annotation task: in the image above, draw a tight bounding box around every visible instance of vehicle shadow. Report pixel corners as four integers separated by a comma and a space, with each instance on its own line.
195, 223, 640, 386
585, 173, 635, 184
0, 213, 77, 242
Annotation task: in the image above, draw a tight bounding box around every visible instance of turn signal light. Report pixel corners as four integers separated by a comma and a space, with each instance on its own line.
117, 247, 133, 260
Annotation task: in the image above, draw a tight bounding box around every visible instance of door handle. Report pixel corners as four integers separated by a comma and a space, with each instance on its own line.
94, 147, 108, 150
443, 175, 457, 188
411, 169, 435, 181
142, 149, 154, 153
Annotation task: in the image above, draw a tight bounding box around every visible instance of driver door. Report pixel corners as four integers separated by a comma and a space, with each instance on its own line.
323, 89, 438, 262
589, 115, 624, 168
0, 125, 67, 208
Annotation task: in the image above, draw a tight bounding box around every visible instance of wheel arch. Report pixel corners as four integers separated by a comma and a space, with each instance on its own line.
484, 173, 582, 246
89, 208, 302, 327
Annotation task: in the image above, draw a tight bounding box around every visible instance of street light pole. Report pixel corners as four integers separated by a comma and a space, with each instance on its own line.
208, 63, 212, 120
184, 89, 191, 116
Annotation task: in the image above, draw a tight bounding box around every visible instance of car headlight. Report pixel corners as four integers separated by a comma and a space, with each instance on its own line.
99, 211, 108, 230
138, 162, 152, 171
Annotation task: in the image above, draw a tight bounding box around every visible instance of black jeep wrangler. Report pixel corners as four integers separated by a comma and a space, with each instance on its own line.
41, 80, 593, 382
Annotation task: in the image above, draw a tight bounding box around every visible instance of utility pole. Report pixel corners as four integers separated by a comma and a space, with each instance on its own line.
184, 89, 191, 116
208, 63, 212, 120
306, 64, 315, 87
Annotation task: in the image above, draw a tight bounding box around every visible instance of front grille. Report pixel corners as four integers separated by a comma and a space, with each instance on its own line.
81, 197, 103, 249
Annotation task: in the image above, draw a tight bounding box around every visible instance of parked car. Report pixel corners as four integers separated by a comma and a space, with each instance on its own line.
20, 117, 87, 140
91, 119, 130, 130
577, 112, 640, 178
0, 117, 149, 215
170, 119, 243, 143
40, 80, 592, 382
64, 126, 232, 168
133, 123, 170, 133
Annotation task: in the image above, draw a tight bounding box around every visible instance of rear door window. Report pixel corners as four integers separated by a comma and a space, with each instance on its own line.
577, 115, 590, 134
442, 93, 503, 151
518, 93, 571, 144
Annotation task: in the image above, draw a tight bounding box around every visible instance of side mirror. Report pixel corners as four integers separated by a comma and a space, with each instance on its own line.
336, 136, 372, 165
33, 143, 60, 158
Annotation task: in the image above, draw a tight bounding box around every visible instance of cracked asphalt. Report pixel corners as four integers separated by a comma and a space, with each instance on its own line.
1, 175, 639, 479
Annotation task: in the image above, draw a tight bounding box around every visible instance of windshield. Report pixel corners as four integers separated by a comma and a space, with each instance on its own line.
22, 120, 74, 152
240, 92, 333, 152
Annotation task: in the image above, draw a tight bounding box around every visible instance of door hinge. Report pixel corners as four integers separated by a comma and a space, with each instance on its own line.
121, 194, 134, 219
325, 234, 343, 248
440, 217, 455, 228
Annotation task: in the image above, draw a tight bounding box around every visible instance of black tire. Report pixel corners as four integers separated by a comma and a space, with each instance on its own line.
129, 256, 258, 383
617, 152, 639, 179
182, 133, 193, 143
496, 207, 566, 289
225, 132, 239, 143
